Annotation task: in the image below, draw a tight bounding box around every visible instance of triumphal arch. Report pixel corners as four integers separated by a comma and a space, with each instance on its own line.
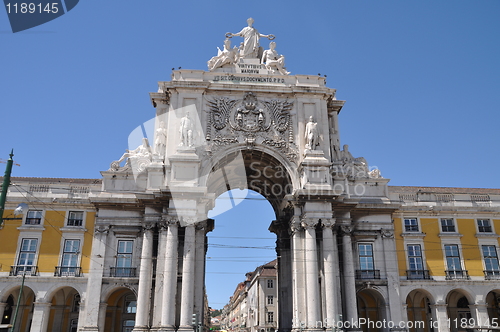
80, 19, 405, 332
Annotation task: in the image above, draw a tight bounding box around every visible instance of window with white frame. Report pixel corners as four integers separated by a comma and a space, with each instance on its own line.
116, 240, 133, 277
444, 244, 462, 271
482, 245, 500, 273
267, 295, 273, 305
67, 211, 84, 227
440, 218, 456, 232
267, 279, 274, 288
267, 312, 274, 323
477, 219, 493, 233
60, 239, 80, 275
16, 238, 38, 274
407, 244, 424, 271
358, 244, 374, 270
404, 218, 419, 232
25, 210, 42, 225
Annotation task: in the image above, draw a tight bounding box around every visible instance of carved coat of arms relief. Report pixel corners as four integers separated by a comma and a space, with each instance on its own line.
205, 92, 298, 162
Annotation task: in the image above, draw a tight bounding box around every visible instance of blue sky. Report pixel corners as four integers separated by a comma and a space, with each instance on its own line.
1, 0, 499, 308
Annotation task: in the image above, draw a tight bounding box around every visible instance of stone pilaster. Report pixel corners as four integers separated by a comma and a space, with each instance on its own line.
194, 220, 208, 327
160, 216, 179, 332
430, 303, 449, 332
301, 217, 321, 329
133, 218, 156, 331
152, 220, 168, 329
321, 218, 338, 328
470, 303, 489, 328
290, 216, 304, 331
29, 302, 51, 332
98, 303, 107, 332
179, 222, 196, 331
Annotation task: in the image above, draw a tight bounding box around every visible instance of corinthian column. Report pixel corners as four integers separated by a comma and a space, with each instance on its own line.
301, 217, 321, 328
290, 216, 305, 330
322, 218, 338, 328
133, 219, 156, 331
340, 223, 359, 329
179, 222, 196, 331
161, 216, 179, 332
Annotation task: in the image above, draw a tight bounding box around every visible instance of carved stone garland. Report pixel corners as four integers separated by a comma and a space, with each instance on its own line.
206, 92, 298, 162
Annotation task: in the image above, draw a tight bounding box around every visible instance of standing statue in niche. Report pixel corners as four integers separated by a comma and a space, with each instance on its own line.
154, 121, 167, 157
226, 17, 275, 59
261, 41, 290, 75
304, 116, 319, 150
207, 38, 239, 71
179, 111, 194, 147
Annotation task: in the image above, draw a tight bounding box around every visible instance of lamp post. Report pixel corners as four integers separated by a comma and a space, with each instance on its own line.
0, 149, 15, 227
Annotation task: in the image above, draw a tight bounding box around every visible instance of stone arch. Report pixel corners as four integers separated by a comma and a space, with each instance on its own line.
356, 288, 387, 332
104, 287, 137, 332
446, 288, 474, 331
485, 289, 500, 323
406, 289, 435, 332
202, 146, 298, 215
46, 286, 81, 332
0, 284, 35, 331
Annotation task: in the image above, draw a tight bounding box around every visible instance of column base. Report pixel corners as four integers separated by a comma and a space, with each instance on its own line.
78, 327, 100, 332
155, 326, 177, 332
132, 327, 151, 332
177, 325, 196, 332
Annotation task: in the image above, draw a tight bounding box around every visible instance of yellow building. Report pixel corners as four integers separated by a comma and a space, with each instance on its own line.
0, 177, 100, 332
390, 186, 500, 332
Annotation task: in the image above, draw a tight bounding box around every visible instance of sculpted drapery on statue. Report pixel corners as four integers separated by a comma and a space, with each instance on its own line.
207, 38, 239, 71
226, 17, 274, 59
305, 116, 319, 150
261, 41, 290, 75
179, 111, 194, 147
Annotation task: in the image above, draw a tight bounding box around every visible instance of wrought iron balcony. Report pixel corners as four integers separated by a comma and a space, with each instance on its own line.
54, 266, 82, 277
110, 267, 137, 277
406, 270, 431, 280
484, 270, 500, 280
355, 269, 381, 279
10, 265, 38, 276
445, 270, 470, 280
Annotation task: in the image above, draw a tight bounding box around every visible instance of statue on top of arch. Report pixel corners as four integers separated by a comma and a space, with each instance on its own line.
207, 18, 290, 75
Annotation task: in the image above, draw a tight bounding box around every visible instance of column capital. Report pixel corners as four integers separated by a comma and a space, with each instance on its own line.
340, 225, 352, 235
381, 229, 394, 238
94, 225, 110, 235
195, 220, 208, 231
301, 217, 318, 229
142, 221, 156, 231
430, 303, 448, 309
164, 215, 180, 226
33, 301, 52, 308
289, 220, 302, 235
321, 218, 336, 229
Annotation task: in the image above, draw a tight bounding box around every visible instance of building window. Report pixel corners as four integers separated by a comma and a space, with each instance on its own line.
124, 295, 137, 314
406, 244, 430, 279
60, 240, 80, 275
267, 279, 274, 288
267, 312, 274, 323
440, 218, 455, 232
404, 218, 419, 232
359, 244, 374, 270
116, 240, 134, 277
67, 211, 84, 227
482, 245, 500, 278
69, 319, 78, 332
445, 244, 468, 279
72, 294, 81, 313
25, 210, 42, 225
123, 320, 135, 332
477, 219, 493, 233
16, 238, 38, 275
267, 295, 273, 305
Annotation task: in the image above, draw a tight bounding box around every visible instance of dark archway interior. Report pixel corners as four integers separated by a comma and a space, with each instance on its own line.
207, 149, 293, 215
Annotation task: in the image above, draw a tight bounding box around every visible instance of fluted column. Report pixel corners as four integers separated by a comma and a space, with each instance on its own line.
161, 217, 179, 331
81, 225, 109, 332
322, 218, 338, 328
301, 217, 321, 328
340, 224, 359, 329
29, 302, 51, 332
179, 223, 196, 330
133, 219, 156, 331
